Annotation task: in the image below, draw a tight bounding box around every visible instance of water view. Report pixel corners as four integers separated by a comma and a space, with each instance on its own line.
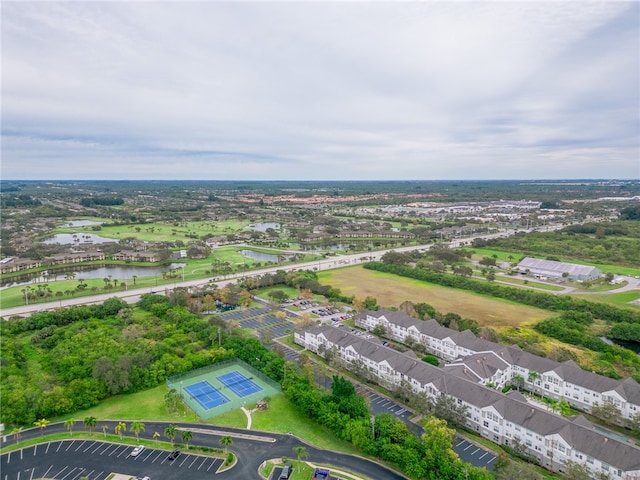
246, 222, 280, 231
239, 249, 295, 262
64, 220, 103, 227
42, 233, 116, 244
1, 263, 186, 289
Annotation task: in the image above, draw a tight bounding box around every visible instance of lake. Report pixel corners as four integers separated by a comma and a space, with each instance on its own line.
239, 250, 295, 262
246, 222, 280, 232
42, 233, 117, 244
1, 263, 186, 289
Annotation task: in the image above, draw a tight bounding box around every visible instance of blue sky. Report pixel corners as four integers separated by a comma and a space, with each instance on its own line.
2, 1, 639, 180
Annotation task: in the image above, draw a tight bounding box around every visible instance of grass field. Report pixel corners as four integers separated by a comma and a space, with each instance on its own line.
494, 275, 565, 291
319, 266, 552, 327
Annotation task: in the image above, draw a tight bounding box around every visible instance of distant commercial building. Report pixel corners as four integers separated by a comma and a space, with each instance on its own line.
516, 257, 602, 282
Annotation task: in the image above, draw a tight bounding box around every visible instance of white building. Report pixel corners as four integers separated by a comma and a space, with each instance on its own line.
295, 324, 640, 478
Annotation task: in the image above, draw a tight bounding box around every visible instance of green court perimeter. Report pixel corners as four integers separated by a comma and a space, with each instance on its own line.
166, 358, 280, 420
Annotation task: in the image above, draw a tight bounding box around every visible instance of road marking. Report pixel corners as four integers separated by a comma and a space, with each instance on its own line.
29, 467, 35, 480
471, 448, 479, 455
188, 456, 198, 468
53, 467, 69, 480
179, 455, 189, 467
45, 443, 51, 454
56, 442, 63, 452
478, 452, 488, 460
84, 442, 96, 452
197, 457, 208, 470
66, 441, 75, 451
60, 467, 80, 480
116, 445, 129, 458
464, 444, 473, 451
456, 440, 465, 447
42, 466, 54, 479
141, 450, 154, 461
33, 445, 37, 456
98, 443, 114, 456
396, 409, 406, 415
20, 450, 22, 461
75, 441, 87, 451
91, 443, 103, 454
151, 451, 164, 463
487, 456, 496, 464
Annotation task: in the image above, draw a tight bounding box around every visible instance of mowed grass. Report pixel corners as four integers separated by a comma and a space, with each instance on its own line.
46, 385, 359, 455
319, 266, 552, 327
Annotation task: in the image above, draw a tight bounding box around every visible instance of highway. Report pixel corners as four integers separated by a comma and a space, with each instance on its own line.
1, 228, 532, 318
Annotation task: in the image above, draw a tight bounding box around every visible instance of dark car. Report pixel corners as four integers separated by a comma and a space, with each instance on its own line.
167, 450, 180, 461
279, 463, 292, 480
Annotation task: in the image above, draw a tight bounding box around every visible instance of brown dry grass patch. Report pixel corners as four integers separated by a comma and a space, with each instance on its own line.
320, 266, 552, 328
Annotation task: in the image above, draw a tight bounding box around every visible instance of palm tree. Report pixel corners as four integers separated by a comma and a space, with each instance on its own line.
34, 418, 50, 435
181, 430, 193, 447
102, 425, 109, 438
13, 426, 23, 443
153, 431, 161, 445
293, 446, 309, 473
511, 374, 524, 392
527, 371, 541, 396
164, 424, 178, 446
84, 416, 97, 436
65, 419, 75, 435
131, 421, 146, 441
115, 421, 127, 439
219, 435, 233, 452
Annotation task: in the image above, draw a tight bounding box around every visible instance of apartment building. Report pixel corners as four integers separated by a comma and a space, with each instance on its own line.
356, 310, 640, 422
294, 324, 640, 479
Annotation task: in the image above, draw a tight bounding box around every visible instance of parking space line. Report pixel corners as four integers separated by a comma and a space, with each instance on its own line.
53, 467, 69, 480
20, 450, 23, 461
84, 442, 96, 452
471, 448, 479, 455
115, 446, 129, 458
75, 440, 87, 451
91, 443, 103, 454
33, 445, 37, 456
45, 443, 51, 454
188, 456, 198, 468
42, 466, 54, 479
141, 450, 154, 461
464, 444, 473, 451
28, 466, 35, 480
65, 441, 75, 451
15, 472, 19, 480
98, 444, 114, 456
178, 455, 189, 467
207, 459, 218, 472
56, 442, 64, 452
478, 452, 488, 460
197, 457, 208, 470
487, 456, 496, 464
456, 440, 465, 447
60, 467, 81, 480
94, 471, 104, 480
151, 451, 164, 463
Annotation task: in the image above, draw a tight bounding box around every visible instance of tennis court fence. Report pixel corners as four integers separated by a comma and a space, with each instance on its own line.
165, 358, 281, 419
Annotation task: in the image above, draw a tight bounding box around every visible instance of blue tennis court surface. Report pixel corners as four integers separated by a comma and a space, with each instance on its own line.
217, 371, 263, 398
184, 381, 230, 410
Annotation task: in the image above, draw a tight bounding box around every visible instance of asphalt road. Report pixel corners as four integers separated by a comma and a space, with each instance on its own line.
1, 421, 407, 480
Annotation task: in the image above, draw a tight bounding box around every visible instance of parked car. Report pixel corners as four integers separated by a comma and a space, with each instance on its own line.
279, 463, 293, 479
131, 445, 145, 457
167, 450, 180, 461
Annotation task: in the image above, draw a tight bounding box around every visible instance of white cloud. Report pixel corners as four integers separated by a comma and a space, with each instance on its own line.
1, 1, 638, 180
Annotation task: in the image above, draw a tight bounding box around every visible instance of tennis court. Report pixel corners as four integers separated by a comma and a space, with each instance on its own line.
183, 380, 230, 409
166, 358, 281, 420
217, 371, 263, 398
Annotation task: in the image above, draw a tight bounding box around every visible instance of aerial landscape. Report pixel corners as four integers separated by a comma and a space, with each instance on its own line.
1, 2, 640, 480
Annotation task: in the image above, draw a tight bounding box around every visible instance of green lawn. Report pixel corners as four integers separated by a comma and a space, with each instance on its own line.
249, 394, 360, 454
494, 275, 565, 291
32, 385, 360, 456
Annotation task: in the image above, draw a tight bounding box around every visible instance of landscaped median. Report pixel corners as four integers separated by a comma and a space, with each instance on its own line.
259, 458, 369, 480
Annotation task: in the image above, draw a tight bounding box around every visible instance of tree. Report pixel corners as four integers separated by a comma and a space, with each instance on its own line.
165, 424, 178, 446
153, 431, 161, 444
562, 460, 591, 480
219, 435, 233, 452
102, 425, 109, 438
84, 416, 97, 436
293, 446, 309, 473
34, 418, 50, 435
181, 429, 193, 447
372, 323, 387, 337
527, 371, 541, 396
115, 421, 127, 439
433, 395, 468, 428
65, 419, 76, 435
131, 421, 146, 441
592, 400, 623, 425
13, 426, 23, 443
511, 374, 524, 391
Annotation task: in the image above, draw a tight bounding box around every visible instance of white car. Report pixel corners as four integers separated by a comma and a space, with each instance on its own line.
131, 445, 145, 457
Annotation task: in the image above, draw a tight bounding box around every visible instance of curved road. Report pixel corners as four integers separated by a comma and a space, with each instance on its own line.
1, 421, 407, 480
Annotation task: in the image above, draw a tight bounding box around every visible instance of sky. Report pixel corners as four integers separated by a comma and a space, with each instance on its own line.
2, 1, 639, 181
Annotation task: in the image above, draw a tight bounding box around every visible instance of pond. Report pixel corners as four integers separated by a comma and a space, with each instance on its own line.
42, 233, 117, 245
1, 263, 187, 289
246, 222, 280, 232
239, 250, 296, 263
63, 220, 103, 227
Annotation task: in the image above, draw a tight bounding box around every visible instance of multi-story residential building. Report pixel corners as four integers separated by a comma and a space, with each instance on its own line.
294, 324, 640, 478
356, 310, 640, 423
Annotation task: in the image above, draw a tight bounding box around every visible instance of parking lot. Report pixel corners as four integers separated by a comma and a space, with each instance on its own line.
0, 440, 223, 480
364, 388, 412, 421
454, 438, 497, 469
